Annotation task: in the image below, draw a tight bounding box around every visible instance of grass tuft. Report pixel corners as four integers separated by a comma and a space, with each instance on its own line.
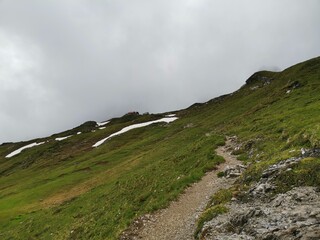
194, 204, 228, 239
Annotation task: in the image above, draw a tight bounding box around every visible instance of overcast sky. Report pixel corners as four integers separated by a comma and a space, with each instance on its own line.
0, 0, 320, 143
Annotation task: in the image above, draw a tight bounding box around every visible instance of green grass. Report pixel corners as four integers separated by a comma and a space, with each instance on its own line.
206, 188, 233, 207
0, 56, 319, 239
194, 204, 228, 239
0, 116, 225, 239
194, 188, 234, 239
274, 157, 320, 193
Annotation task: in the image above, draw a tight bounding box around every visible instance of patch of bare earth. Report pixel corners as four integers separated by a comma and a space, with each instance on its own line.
121, 138, 240, 240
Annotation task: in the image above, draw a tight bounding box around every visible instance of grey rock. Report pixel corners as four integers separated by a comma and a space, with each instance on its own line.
224, 164, 247, 178
200, 187, 320, 240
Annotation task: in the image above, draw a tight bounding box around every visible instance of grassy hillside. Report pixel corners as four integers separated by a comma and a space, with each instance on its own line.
0, 56, 319, 239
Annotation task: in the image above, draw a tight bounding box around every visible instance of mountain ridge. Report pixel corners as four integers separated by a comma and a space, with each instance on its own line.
0, 56, 319, 239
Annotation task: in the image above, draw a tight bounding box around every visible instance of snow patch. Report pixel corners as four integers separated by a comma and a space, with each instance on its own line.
55, 135, 72, 141
93, 117, 178, 147
166, 114, 176, 117
99, 127, 106, 130
5, 142, 45, 158
97, 121, 109, 127
77, 132, 82, 135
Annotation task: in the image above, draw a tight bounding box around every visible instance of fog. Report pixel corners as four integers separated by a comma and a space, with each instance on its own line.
1, 0, 319, 143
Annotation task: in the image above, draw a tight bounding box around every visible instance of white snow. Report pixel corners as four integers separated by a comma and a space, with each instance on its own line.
93, 117, 178, 147
99, 127, 106, 130
55, 135, 72, 141
96, 121, 109, 127
286, 90, 291, 94
77, 132, 82, 135
5, 142, 45, 158
166, 114, 176, 117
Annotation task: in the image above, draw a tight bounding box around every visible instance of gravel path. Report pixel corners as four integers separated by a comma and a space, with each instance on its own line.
121, 138, 240, 240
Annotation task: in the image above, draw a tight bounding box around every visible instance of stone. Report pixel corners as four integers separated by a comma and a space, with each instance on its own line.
200, 187, 320, 239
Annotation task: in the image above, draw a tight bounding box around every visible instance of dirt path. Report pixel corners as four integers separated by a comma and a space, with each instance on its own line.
121, 138, 240, 240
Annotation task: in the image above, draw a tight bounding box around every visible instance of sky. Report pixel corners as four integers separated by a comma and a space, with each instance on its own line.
0, 0, 320, 143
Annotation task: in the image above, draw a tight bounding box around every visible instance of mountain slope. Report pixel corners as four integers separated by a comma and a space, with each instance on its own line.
0, 56, 319, 239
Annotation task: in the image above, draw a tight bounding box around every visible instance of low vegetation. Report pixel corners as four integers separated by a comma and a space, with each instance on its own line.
0, 56, 319, 239
194, 204, 228, 239
274, 157, 320, 193
194, 188, 234, 239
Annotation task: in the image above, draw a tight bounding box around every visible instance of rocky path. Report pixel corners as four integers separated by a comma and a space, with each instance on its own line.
121, 138, 240, 240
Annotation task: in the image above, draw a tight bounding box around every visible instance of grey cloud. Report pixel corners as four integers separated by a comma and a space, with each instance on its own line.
0, 0, 320, 143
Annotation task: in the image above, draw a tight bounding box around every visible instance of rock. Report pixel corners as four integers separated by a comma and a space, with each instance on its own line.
200, 187, 320, 240
249, 156, 304, 197
245, 73, 273, 86
199, 144, 320, 239
252, 183, 274, 195
302, 148, 320, 158
290, 80, 301, 89
184, 123, 194, 128
228, 172, 242, 178
224, 164, 247, 178
198, 141, 320, 239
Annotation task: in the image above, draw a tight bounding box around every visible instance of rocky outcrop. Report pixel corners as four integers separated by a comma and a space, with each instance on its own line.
245, 72, 274, 86
224, 164, 247, 178
200, 187, 320, 240
249, 157, 302, 197
199, 148, 320, 239
249, 148, 320, 198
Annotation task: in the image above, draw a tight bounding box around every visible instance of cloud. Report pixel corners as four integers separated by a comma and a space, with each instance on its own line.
0, 0, 320, 143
